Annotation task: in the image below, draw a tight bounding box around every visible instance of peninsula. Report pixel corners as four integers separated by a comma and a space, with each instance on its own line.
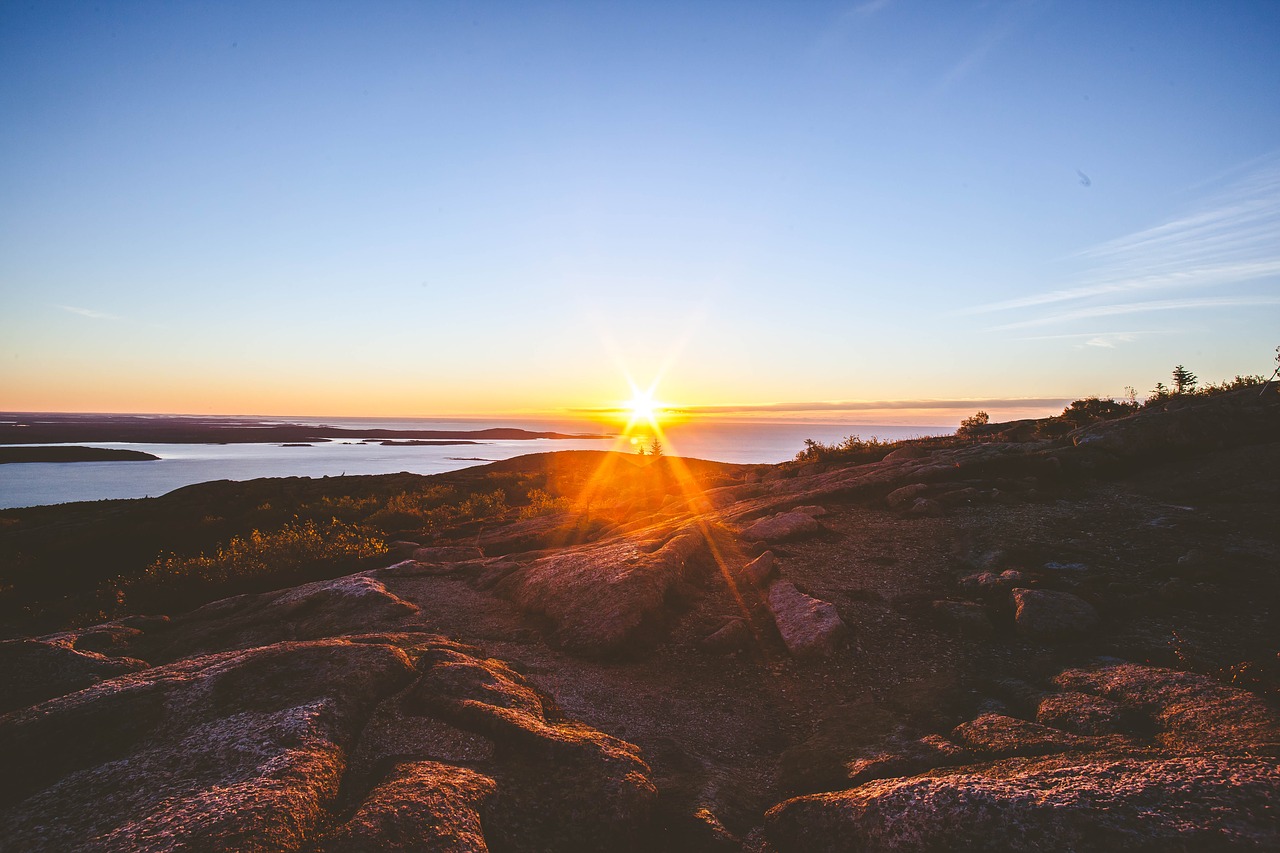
0, 446, 161, 464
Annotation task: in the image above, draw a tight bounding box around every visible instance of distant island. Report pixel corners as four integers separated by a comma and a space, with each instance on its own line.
0, 413, 611, 445
372, 439, 483, 447
0, 446, 160, 464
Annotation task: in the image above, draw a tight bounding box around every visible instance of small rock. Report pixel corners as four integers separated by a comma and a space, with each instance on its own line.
1010, 588, 1099, 640
958, 571, 1023, 596
766, 581, 848, 658
958, 572, 999, 593
792, 505, 829, 517
907, 498, 944, 518
702, 619, 752, 653
885, 484, 930, 510
683, 807, 742, 851
740, 551, 777, 586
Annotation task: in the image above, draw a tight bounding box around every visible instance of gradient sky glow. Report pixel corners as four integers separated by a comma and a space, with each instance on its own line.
3, 1, 1278, 425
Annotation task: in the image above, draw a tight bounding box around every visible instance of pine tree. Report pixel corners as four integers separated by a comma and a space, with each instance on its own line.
1171, 365, 1198, 395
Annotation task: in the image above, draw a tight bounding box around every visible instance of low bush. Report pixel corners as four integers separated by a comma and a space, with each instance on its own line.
794, 435, 894, 464
518, 488, 570, 518
112, 518, 387, 613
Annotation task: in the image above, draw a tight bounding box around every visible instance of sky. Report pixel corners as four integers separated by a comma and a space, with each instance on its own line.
2, 1, 1278, 426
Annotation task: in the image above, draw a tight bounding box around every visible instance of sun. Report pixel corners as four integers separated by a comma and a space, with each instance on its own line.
624, 389, 660, 424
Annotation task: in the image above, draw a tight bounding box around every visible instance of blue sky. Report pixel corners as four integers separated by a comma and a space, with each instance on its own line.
2, 1, 1278, 424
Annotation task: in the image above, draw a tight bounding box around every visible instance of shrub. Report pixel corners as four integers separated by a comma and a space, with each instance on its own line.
519, 488, 570, 519
115, 518, 387, 612
1195, 374, 1266, 394
457, 488, 509, 520
795, 435, 892, 463
1059, 396, 1138, 427
957, 411, 990, 436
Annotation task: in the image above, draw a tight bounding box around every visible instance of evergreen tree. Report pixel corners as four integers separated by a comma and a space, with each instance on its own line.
1172, 365, 1198, 394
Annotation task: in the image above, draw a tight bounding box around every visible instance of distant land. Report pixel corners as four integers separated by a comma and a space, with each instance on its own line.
0, 446, 161, 464
0, 413, 611, 445
371, 439, 483, 447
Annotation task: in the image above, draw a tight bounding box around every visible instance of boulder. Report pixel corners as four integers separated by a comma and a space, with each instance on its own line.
493, 526, 707, 655
399, 647, 657, 850
740, 511, 824, 543
325, 761, 496, 853
885, 484, 929, 510
767, 581, 848, 658
844, 733, 971, 786
1010, 588, 1099, 640
0, 636, 149, 714
950, 713, 1127, 757
1036, 691, 1127, 736
387, 540, 423, 558
0, 639, 417, 852
155, 574, 419, 659
766, 755, 1280, 852
1052, 663, 1280, 753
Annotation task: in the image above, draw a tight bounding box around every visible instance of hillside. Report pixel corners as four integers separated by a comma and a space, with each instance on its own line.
2, 387, 1278, 851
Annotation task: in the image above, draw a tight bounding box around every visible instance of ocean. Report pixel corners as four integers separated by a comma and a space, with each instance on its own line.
0, 418, 952, 510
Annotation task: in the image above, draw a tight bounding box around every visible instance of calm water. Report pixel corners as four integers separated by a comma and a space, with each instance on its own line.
0, 418, 950, 509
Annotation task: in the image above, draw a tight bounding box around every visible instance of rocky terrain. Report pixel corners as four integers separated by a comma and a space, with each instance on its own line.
2, 388, 1278, 851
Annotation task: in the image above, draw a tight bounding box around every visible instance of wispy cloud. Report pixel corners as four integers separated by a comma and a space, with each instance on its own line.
1015, 330, 1168, 341
937, 29, 1007, 91
935, 2, 1047, 93
851, 0, 894, 16
1014, 330, 1174, 349
814, 0, 897, 55
968, 153, 1280, 330
988, 296, 1280, 331
58, 305, 122, 321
